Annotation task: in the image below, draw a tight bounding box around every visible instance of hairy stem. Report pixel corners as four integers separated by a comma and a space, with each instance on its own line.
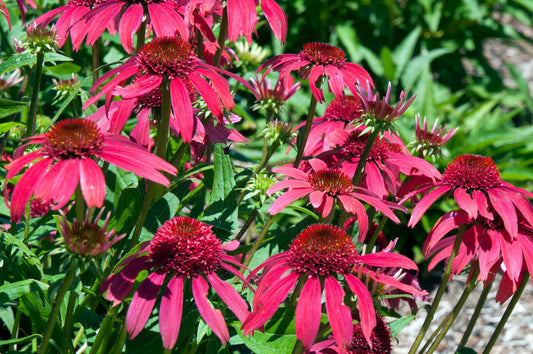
27, 52, 44, 138
293, 95, 318, 168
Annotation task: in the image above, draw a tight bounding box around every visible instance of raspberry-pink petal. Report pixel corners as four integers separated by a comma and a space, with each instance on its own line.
202, 64, 258, 98
477, 229, 502, 280
118, 4, 143, 54
488, 188, 518, 238
423, 211, 469, 256
295, 275, 322, 352
472, 189, 493, 220
454, 188, 478, 219
324, 276, 354, 351
195, 67, 234, 111
9, 158, 51, 222
344, 62, 374, 88
309, 65, 326, 103
114, 74, 162, 99
452, 226, 478, 273
208, 273, 249, 323
267, 180, 311, 194
308, 158, 328, 172
506, 192, 533, 228
188, 71, 224, 119
261, 0, 288, 43
495, 271, 524, 304
79, 157, 106, 208
362, 269, 429, 296
309, 190, 326, 209
192, 276, 230, 344
102, 255, 152, 306
337, 195, 369, 242
320, 194, 334, 217
252, 264, 292, 310
388, 153, 442, 180
5, 149, 45, 180
499, 233, 523, 285
501, 181, 533, 200
84, 63, 138, 109
85, 2, 123, 46
408, 185, 451, 227
324, 65, 346, 99
109, 99, 137, 134
352, 191, 402, 223
147, 3, 189, 39
268, 188, 315, 214
517, 233, 533, 283
344, 273, 375, 346
35, 159, 80, 209
427, 242, 453, 272
159, 276, 184, 349
220, 263, 255, 293
272, 165, 310, 181
359, 252, 418, 271
242, 272, 299, 335
226, 0, 244, 42
126, 272, 166, 339
365, 162, 387, 198
170, 78, 195, 143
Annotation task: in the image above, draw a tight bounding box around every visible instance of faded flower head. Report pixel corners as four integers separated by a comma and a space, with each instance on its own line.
0, 70, 23, 91
58, 209, 124, 257
53, 74, 80, 103
24, 23, 58, 54
411, 114, 458, 159
260, 119, 296, 147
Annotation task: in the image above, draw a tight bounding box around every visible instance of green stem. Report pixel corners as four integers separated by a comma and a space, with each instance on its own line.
213, 7, 228, 67
364, 216, 388, 253
10, 307, 21, 352
38, 262, 78, 354
61, 289, 78, 353
129, 181, 156, 248
92, 39, 100, 84
109, 317, 128, 354
425, 266, 480, 354
241, 215, 275, 270
237, 137, 272, 205
74, 185, 85, 222
352, 129, 379, 186
408, 226, 467, 354
136, 19, 147, 51
293, 95, 318, 168
156, 78, 172, 160
90, 306, 118, 354
458, 281, 492, 349
27, 52, 44, 138
233, 208, 258, 241
483, 273, 529, 354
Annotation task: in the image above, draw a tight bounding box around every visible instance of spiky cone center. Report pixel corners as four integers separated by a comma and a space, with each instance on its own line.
323, 96, 363, 122
442, 154, 502, 190
137, 37, 199, 79
286, 224, 359, 276
26, 26, 58, 53
149, 217, 222, 276
43, 118, 104, 160
64, 220, 113, 256
307, 169, 353, 196
349, 314, 392, 353
30, 198, 53, 218
298, 42, 346, 67
342, 131, 393, 162
67, 0, 94, 6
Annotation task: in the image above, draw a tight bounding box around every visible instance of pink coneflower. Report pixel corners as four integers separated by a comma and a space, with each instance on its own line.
406, 154, 533, 239
82, 0, 189, 53
101, 216, 251, 349
299, 95, 363, 156
1, 0, 10, 29
325, 128, 441, 199
258, 42, 373, 103
424, 209, 533, 293
4, 118, 177, 222
31, 0, 95, 50
267, 158, 405, 238
84, 37, 251, 142
242, 224, 422, 352
58, 208, 125, 256
16, 0, 37, 26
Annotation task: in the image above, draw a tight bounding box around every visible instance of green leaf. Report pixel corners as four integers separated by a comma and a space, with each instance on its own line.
0, 52, 72, 76
234, 307, 298, 354
0, 333, 42, 346
45, 62, 81, 76
1, 233, 44, 276
201, 144, 238, 237
0, 279, 49, 307
108, 187, 143, 235
380, 46, 395, 82
402, 48, 453, 92
392, 26, 422, 80
388, 315, 416, 339
0, 99, 29, 118
0, 121, 24, 134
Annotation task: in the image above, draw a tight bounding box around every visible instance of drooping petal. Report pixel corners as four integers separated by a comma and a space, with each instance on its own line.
101, 255, 152, 306
207, 273, 249, 323
344, 273, 375, 346
324, 276, 354, 352
261, 0, 288, 43
498, 231, 523, 286
192, 276, 229, 344
126, 272, 166, 339
268, 188, 315, 214
295, 276, 322, 352
170, 78, 195, 142
35, 159, 80, 209
454, 188, 478, 219
118, 4, 143, 53
488, 188, 517, 238
159, 276, 184, 350
408, 185, 451, 227
359, 252, 418, 271
79, 157, 106, 208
